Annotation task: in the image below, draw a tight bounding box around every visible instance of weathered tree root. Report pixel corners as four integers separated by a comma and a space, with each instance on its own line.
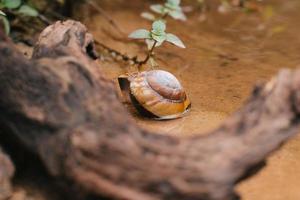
0, 20, 300, 200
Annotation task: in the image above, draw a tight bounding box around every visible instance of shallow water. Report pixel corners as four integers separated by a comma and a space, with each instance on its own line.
78, 0, 300, 199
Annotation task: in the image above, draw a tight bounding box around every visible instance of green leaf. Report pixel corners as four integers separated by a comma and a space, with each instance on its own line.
166, 33, 185, 48
165, 0, 181, 11
151, 33, 167, 43
152, 20, 166, 33
146, 39, 162, 49
0, 10, 5, 16
168, 0, 181, 6
151, 20, 167, 43
169, 10, 186, 21
17, 5, 39, 16
141, 12, 155, 21
2, 0, 21, 9
128, 29, 151, 39
150, 4, 164, 14
0, 15, 10, 35
146, 39, 154, 49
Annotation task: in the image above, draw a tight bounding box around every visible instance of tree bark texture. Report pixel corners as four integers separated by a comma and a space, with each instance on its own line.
0, 20, 299, 200
0, 148, 14, 200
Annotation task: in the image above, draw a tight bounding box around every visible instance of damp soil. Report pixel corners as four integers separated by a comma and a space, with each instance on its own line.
74, 0, 300, 200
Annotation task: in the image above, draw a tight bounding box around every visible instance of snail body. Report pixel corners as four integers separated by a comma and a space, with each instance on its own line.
118, 70, 191, 120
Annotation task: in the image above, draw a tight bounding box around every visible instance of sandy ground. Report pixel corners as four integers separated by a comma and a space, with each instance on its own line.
76, 0, 300, 199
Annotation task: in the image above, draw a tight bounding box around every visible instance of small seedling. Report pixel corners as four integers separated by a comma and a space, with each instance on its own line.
0, 0, 39, 34
141, 0, 186, 21
129, 20, 185, 70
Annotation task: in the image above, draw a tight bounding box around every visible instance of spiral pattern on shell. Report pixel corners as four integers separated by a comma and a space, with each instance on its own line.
128, 70, 191, 119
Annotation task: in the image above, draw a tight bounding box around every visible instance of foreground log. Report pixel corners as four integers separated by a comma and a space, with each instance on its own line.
0, 148, 14, 200
0, 20, 300, 200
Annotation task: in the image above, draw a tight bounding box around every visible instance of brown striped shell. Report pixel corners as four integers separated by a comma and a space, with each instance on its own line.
118, 70, 191, 120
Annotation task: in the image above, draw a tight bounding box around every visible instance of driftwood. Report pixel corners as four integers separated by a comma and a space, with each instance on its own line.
0, 148, 14, 200
0, 20, 300, 200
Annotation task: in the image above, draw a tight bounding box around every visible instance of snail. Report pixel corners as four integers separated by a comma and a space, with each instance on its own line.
118, 70, 191, 120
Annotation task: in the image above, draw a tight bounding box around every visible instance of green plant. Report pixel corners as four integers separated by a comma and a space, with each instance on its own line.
0, 0, 38, 34
141, 0, 186, 21
129, 20, 185, 70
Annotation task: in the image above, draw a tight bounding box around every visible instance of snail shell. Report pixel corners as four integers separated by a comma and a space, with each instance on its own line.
118, 70, 191, 120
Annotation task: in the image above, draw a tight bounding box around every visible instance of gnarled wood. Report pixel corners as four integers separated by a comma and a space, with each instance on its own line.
0, 148, 14, 200
0, 20, 299, 200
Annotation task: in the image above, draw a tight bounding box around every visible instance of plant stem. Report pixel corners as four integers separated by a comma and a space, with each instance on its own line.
161, 13, 168, 20
137, 40, 157, 71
